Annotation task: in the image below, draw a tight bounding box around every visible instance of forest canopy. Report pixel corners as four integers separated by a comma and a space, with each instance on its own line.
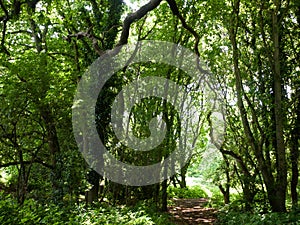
0, 0, 299, 224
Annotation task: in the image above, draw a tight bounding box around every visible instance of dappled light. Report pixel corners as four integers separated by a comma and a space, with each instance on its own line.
0, 0, 299, 224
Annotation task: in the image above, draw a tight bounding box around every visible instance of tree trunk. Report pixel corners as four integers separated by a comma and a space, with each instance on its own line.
85, 184, 99, 205
219, 184, 230, 205
161, 179, 168, 212
219, 154, 230, 205
180, 163, 188, 188
290, 87, 299, 208
271, 5, 287, 212
40, 105, 62, 201
17, 158, 27, 204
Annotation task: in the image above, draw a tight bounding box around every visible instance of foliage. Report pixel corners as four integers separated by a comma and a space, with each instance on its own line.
215, 192, 300, 224
207, 189, 226, 208
0, 192, 173, 225
0, 0, 299, 221
168, 186, 207, 199
216, 209, 300, 225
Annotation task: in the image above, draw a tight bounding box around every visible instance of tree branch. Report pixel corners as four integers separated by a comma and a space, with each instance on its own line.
8, 30, 33, 35
67, 27, 104, 56
0, 159, 53, 169
117, 0, 162, 46
220, 148, 250, 177
0, 0, 9, 21
166, 0, 200, 57
0, 20, 10, 55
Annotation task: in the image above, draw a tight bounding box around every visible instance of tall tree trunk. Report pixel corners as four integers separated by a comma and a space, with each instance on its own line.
290, 87, 299, 208
290, 4, 300, 209
271, 3, 287, 212
229, 0, 285, 212
40, 105, 62, 201
17, 150, 27, 204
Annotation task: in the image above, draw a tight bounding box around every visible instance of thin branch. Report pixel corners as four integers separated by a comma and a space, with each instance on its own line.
0, 0, 9, 20
259, 3, 273, 66
138, 16, 158, 40
8, 30, 33, 35
166, 0, 200, 57
0, 0, 10, 55
244, 92, 264, 135
67, 28, 103, 55
220, 148, 250, 177
0, 159, 53, 169
29, 18, 42, 53
47, 52, 74, 58
0, 20, 10, 55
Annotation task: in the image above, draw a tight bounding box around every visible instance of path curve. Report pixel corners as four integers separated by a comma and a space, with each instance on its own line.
168, 198, 217, 225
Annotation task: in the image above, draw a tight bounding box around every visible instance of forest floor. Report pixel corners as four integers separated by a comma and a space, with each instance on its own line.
168, 198, 218, 225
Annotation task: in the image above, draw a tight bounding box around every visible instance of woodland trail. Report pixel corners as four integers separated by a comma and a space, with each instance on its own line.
168, 198, 218, 225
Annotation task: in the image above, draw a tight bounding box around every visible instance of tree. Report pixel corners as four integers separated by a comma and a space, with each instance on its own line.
0, 0, 298, 213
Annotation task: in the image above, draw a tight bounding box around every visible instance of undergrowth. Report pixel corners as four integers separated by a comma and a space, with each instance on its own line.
0, 192, 173, 225
214, 193, 300, 225
167, 186, 208, 199
216, 209, 300, 225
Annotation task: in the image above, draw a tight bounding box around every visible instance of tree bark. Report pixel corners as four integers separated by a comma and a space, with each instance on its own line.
228, 0, 288, 212
161, 179, 168, 212
270, 3, 287, 212
117, 0, 162, 46
290, 87, 299, 208
40, 105, 62, 201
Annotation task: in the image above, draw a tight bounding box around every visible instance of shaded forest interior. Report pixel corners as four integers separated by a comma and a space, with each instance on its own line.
0, 0, 299, 224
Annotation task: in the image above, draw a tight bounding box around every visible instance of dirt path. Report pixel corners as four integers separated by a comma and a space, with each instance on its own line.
168, 198, 218, 225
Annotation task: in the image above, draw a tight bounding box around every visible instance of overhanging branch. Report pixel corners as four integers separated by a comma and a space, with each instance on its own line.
0, 159, 53, 169
66, 27, 104, 56
117, 0, 162, 46
166, 0, 200, 57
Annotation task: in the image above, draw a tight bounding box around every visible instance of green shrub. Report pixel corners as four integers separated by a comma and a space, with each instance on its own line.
168, 186, 207, 199
216, 209, 300, 225
207, 191, 224, 208
0, 191, 174, 225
